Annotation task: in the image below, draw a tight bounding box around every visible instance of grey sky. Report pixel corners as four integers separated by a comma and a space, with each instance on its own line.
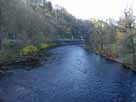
49, 0, 136, 20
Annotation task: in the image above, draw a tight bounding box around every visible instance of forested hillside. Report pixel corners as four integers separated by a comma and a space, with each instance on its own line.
0, 0, 92, 64
87, 8, 136, 70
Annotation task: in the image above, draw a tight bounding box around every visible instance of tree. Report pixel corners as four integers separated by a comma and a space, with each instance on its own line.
123, 34, 136, 67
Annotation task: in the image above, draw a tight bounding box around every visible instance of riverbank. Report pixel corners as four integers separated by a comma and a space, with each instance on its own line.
0, 44, 78, 72
101, 54, 136, 72
85, 46, 136, 72
0, 43, 59, 72
0, 50, 50, 72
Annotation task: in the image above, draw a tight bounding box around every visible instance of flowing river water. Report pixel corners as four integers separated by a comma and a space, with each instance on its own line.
0, 45, 136, 102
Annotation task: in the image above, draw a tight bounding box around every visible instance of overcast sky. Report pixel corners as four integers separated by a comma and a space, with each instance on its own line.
49, 0, 136, 20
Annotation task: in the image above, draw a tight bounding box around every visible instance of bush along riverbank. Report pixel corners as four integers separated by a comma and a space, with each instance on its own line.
0, 43, 58, 71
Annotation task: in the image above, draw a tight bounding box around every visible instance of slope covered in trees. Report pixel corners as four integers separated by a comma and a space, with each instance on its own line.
87, 8, 136, 70
0, 0, 92, 64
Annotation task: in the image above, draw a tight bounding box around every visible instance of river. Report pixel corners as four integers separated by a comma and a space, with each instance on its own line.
0, 45, 136, 102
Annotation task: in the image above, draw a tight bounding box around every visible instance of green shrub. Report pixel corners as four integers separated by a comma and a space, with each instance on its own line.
21, 45, 38, 56
38, 43, 49, 50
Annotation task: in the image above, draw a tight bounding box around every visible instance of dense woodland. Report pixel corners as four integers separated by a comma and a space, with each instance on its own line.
0, 0, 92, 64
88, 8, 136, 70
0, 0, 136, 70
